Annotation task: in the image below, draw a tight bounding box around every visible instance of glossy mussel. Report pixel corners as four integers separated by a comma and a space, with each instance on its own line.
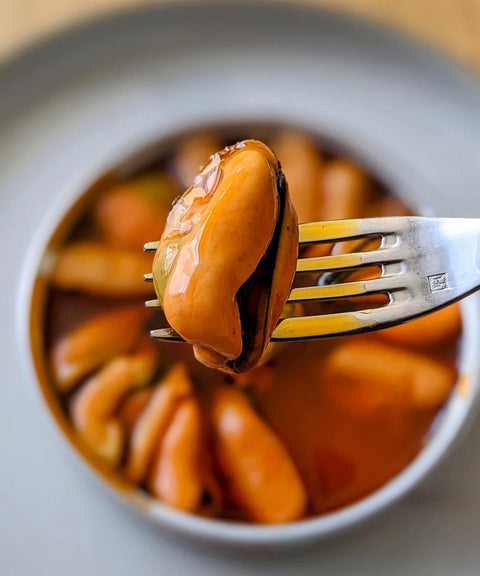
152, 140, 298, 373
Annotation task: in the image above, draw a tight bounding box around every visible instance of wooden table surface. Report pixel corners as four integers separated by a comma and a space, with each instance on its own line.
1, 0, 480, 72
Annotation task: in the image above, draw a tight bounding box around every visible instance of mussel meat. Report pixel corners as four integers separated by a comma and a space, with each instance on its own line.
152, 140, 298, 373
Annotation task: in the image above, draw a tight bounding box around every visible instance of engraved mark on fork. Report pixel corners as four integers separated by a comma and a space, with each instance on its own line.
428, 273, 448, 292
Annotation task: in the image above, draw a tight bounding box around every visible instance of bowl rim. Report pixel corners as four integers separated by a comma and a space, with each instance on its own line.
15, 123, 480, 546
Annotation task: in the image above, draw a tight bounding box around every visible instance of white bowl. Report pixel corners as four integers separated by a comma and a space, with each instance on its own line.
16, 122, 480, 547
7, 2, 480, 552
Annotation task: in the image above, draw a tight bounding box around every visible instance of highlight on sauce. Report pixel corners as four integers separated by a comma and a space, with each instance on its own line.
40, 125, 461, 524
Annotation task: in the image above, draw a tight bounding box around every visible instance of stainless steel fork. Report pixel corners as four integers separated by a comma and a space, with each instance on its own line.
143, 216, 480, 342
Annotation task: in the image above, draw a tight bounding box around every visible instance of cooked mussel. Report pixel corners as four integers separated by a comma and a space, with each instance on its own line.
152, 139, 298, 373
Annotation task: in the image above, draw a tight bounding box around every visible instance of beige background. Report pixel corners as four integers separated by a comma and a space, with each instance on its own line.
1, 0, 480, 71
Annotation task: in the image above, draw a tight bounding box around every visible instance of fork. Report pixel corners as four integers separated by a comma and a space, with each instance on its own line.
143, 216, 479, 342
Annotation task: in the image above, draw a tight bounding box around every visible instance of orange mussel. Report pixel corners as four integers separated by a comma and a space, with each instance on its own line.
152, 140, 299, 373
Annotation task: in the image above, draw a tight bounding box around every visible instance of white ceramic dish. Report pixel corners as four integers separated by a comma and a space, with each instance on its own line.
3, 2, 480, 573
17, 121, 480, 547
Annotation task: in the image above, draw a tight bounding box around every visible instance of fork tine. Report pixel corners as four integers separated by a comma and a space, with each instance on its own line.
299, 220, 362, 244
150, 328, 185, 341
296, 246, 405, 273
287, 275, 405, 303
298, 217, 404, 244
143, 219, 405, 252
145, 299, 162, 307
144, 273, 154, 282
271, 301, 409, 341
150, 302, 409, 342
144, 241, 159, 252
